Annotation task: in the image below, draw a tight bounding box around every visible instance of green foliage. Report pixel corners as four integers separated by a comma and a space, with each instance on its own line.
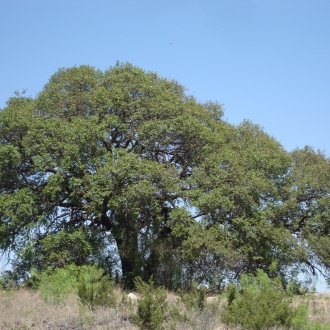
292, 304, 330, 330
38, 264, 79, 304
37, 264, 115, 307
131, 277, 168, 330
221, 269, 294, 330
226, 282, 237, 305
38, 230, 94, 268
1, 63, 330, 290
292, 304, 310, 330
177, 285, 206, 310
77, 264, 115, 309
24, 268, 42, 289
0, 270, 19, 289
167, 304, 188, 324
286, 279, 309, 296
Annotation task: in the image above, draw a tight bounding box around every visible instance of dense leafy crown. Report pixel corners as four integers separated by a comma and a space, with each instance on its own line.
0, 63, 330, 288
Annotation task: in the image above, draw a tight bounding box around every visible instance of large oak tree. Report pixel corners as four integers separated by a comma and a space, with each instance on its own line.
1, 63, 329, 288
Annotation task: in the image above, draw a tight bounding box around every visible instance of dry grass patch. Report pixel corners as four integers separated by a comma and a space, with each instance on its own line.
304, 293, 330, 325
0, 288, 137, 330
2, 288, 330, 330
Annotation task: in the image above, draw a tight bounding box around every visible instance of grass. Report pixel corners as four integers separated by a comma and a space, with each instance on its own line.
0, 288, 129, 330
1, 288, 330, 330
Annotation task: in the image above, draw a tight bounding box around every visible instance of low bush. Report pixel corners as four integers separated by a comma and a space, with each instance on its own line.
36, 264, 115, 308
177, 285, 207, 310
77, 264, 115, 309
38, 264, 78, 304
130, 276, 168, 330
292, 303, 330, 330
221, 269, 294, 330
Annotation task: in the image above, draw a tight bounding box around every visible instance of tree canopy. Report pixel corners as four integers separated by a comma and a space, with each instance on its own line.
1, 63, 330, 289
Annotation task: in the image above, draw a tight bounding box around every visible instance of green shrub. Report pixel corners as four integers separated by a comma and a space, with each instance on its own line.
292, 303, 330, 330
131, 276, 168, 330
167, 304, 188, 324
24, 268, 42, 289
37, 263, 115, 307
77, 264, 115, 309
177, 285, 206, 310
38, 264, 79, 304
221, 269, 294, 330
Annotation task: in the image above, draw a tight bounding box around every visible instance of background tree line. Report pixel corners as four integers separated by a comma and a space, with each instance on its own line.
0, 63, 330, 289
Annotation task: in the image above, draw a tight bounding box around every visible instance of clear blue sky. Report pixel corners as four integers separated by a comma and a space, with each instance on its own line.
1, 0, 330, 290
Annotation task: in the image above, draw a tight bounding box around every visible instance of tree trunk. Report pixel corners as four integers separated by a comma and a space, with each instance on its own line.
115, 227, 140, 289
